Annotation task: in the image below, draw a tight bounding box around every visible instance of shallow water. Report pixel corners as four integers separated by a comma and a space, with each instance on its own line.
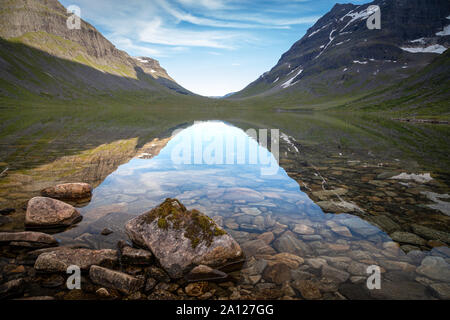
52, 120, 450, 300
1, 112, 449, 300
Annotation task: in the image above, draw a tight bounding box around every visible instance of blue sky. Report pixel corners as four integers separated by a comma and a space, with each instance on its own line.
60, 0, 370, 96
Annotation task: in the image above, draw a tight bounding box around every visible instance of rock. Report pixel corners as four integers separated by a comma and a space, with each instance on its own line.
248, 275, 261, 285
273, 231, 311, 256
390, 232, 427, 246
0, 216, 11, 226
144, 278, 157, 292
39, 274, 65, 288
312, 188, 348, 200
429, 283, 450, 300
35, 248, 118, 272
125, 199, 243, 279
0, 208, 15, 215
267, 253, 304, 269
292, 280, 322, 299
223, 188, 264, 202
306, 258, 327, 269
225, 221, 239, 230
95, 287, 110, 298
411, 224, 450, 244
368, 215, 400, 233
25, 197, 81, 228
347, 262, 369, 276
241, 207, 261, 216
331, 226, 352, 237
185, 282, 209, 297
41, 183, 92, 200
262, 263, 291, 284
293, 224, 315, 235
146, 266, 170, 282
321, 265, 350, 283
369, 281, 429, 300
119, 244, 153, 265
89, 266, 144, 295
338, 218, 379, 237
186, 265, 227, 282
101, 228, 113, 236
257, 232, 275, 244
241, 239, 276, 257
242, 259, 267, 276
0, 279, 25, 299
0, 231, 57, 248
416, 256, 450, 282
316, 200, 363, 214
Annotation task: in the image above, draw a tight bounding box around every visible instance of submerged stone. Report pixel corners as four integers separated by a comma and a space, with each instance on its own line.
125, 198, 243, 279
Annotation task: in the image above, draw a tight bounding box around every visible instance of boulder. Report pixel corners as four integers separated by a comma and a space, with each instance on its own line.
241, 239, 276, 257
41, 183, 92, 200
185, 265, 227, 282
390, 231, 427, 246
0, 279, 25, 299
292, 280, 322, 299
411, 224, 450, 244
0, 231, 58, 248
125, 198, 243, 279
119, 243, 153, 265
416, 256, 450, 282
89, 265, 143, 295
34, 248, 118, 272
26, 197, 81, 228
273, 231, 311, 256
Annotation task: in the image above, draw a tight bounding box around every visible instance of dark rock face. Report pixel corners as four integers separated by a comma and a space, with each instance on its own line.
25, 197, 81, 229
40, 183, 92, 200
233, 0, 450, 98
125, 198, 243, 279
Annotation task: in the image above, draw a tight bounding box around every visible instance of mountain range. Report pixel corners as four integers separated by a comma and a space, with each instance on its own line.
230, 0, 450, 109
0, 0, 449, 114
0, 0, 191, 99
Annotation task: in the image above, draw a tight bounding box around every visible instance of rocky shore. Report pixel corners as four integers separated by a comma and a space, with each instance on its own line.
1, 187, 450, 300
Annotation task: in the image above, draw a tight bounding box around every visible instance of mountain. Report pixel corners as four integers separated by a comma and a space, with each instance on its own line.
340, 47, 450, 116
230, 0, 450, 101
0, 0, 191, 98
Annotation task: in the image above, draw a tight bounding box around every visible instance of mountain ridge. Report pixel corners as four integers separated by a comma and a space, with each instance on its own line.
230, 0, 450, 103
0, 0, 191, 98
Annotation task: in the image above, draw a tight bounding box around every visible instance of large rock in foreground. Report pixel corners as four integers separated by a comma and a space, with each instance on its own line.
35, 248, 118, 272
26, 197, 81, 229
41, 183, 93, 200
125, 198, 243, 279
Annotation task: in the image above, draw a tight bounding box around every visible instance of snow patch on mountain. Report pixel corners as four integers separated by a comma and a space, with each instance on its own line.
436, 24, 450, 36
400, 44, 447, 54
281, 68, 303, 89
340, 5, 378, 32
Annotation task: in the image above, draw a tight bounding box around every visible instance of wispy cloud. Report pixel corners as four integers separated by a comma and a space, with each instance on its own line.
138, 18, 240, 49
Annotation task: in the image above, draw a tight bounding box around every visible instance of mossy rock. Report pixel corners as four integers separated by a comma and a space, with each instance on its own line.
144, 198, 226, 249
125, 199, 243, 279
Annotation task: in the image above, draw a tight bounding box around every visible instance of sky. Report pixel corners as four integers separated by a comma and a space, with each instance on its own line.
60, 0, 370, 96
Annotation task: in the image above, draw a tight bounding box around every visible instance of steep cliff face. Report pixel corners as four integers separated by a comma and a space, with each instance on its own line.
0, 0, 191, 97
231, 0, 450, 100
